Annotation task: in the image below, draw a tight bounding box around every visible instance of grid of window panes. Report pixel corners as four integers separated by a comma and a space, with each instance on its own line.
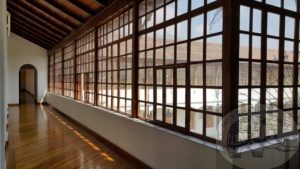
238, 1, 299, 142
97, 8, 133, 114
54, 49, 63, 95
48, 54, 55, 92
138, 0, 223, 140
76, 30, 95, 104
63, 42, 75, 98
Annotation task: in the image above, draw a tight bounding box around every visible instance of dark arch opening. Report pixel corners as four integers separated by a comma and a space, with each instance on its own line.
19, 64, 38, 103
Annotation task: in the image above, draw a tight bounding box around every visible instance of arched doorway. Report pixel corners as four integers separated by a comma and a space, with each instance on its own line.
19, 64, 37, 103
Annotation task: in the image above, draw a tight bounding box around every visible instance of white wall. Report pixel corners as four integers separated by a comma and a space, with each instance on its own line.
7, 33, 47, 104
0, 0, 7, 168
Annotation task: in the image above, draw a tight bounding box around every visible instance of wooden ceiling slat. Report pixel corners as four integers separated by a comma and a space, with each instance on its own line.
9, 0, 73, 33
11, 28, 52, 49
8, 9, 65, 40
68, 0, 96, 15
11, 22, 57, 47
11, 17, 60, 44
7, 1, 68, 37
26, 0, 78, 29
45, 0, 86, 23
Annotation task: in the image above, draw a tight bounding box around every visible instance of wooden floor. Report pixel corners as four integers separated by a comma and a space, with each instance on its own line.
7, 92, 141, 169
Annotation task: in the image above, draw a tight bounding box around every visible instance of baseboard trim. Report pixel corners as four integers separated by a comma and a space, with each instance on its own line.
46, 105, 151, 169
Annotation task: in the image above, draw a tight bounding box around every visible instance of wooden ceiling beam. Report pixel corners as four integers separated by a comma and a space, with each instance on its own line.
44, 0, 86, 23
11, 28, 52, 49
8, 8, 65, 40
11, 18, 60, 44
11, 22, 57, 47
7, 1, 68, 37
68, 0, 96, 15
95, 0, 109, 6
26, 0, 78, 29
9, 0, 73, 33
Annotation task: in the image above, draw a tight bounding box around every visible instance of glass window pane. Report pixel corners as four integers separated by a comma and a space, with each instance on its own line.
157, 87, 163, 104
177, 43, 187, 63
239, 62, 249, 86
252, 62, 261, 86
206, 62, 222, 86
251, 88, 260, 112
283, 111, 294, 133
283, 88, 293, 109
240, 6, 250, 31
252, 9, 261, 33
165, 46, 175, 65
252, 35, 261, 60
284, 41, 294, 62
266, 113, 278, 136
285, 17, 295, 39
251, 115, 260, 138
206, 89, 222, 113
190, 111, 203, 134
157, 69, 163, 85
206, 115, 222, 140
238, 89, 248, 113
191, 0, 204, 10
139, 102, 145, 118
284, 0, 297, 11
191, 14, 204, 39
266, 88, 278, 111
177, 20, 188, 42
156, 7, 164, 25
267, 12, 280, 36
284, 64, 293, 86
166, 2, 175, 21
156, 29, 164, 47
239, 116, 248, 141
206, 35, 222, 60
166, 87, 173, 105
267, 38, 279, 61
191, 39, 203, 62
266, 0, 281, 7
166, 69, 173, 85
176, 109, 186, 127
166, 25, 175, 45
191, 88, 203, 110
139, 1, 146, 16
146, 103, 154, 120
239, 34, 249, 59
177, 0, 188, 16
165, 107, 173, 124
177, 88, 186, 107
156, 105, 163, 121
177, 68, 186, 86
190, 64, 203, 86
266, 63, 279, 86
147, 0, 154, 12
207, 8, 223, 34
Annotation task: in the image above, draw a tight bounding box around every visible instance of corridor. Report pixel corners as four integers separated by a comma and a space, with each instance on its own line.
6, 92, 141, 169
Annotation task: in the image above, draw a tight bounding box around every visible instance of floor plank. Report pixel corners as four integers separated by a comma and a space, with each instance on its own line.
7, 92, 142, 169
